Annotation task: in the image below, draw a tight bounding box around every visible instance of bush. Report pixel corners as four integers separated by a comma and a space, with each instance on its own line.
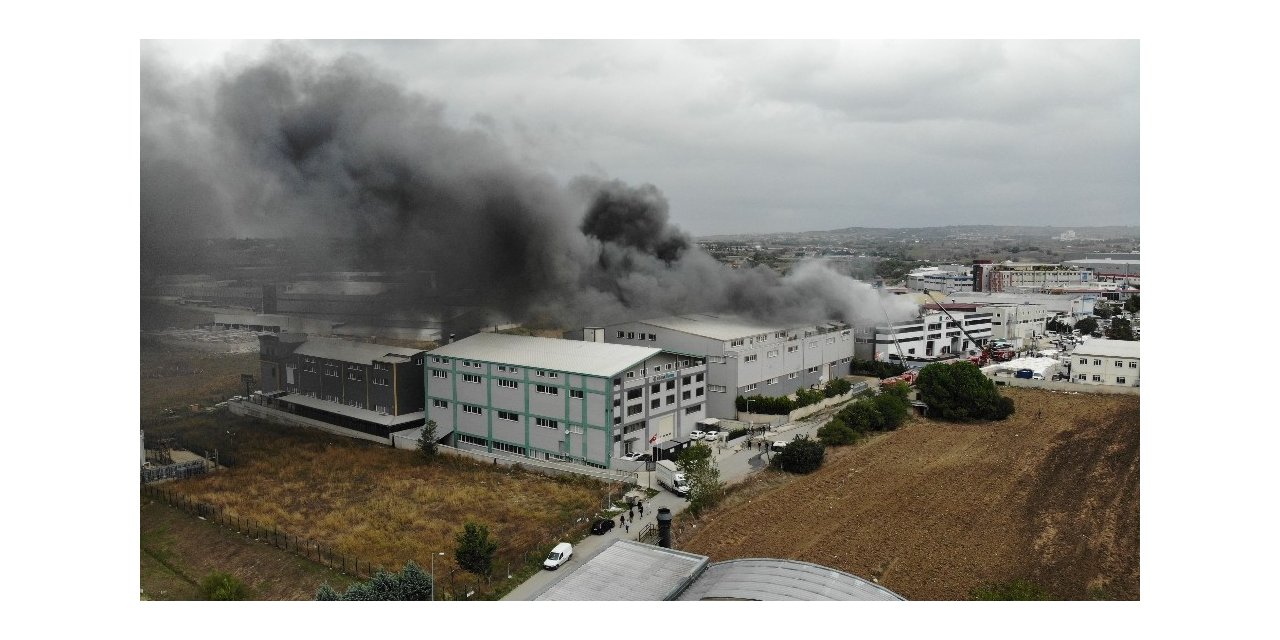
315, 561, 434, 601
771, 435, 825, 474
794, 387, 825, 408
872, 392, 910, 430
915, 362, 1014, 422
817, 418, 860, 446
200, 571, 249, 601
850, 359, 908, 379
735, 394, 795, 415
454, 522, 499, 577
823, 378, 852, 397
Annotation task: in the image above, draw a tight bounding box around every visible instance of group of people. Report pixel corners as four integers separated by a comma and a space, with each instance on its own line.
618, 499, 645, 533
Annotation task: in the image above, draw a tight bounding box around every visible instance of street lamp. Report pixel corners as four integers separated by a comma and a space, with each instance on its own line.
431, 552, 445, 601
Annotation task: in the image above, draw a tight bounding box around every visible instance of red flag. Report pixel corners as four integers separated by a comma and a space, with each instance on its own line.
649, 435, 657, 444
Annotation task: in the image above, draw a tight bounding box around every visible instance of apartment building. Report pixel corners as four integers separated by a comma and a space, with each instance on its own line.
972, 260, 1093, 293
604, 314, 855, 419
425, 333, 707, 469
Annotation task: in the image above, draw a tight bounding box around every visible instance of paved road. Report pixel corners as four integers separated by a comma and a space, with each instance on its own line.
502, 406, 844, 600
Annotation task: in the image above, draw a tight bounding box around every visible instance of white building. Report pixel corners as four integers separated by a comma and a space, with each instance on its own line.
1068, 339, 1139, 387
604, 314, 855, 418
1062, 257, 1140, 277
905, 264, 973, 293
972, 261, 1093, 293
425, 333, 708, 469
978, 303, 1051, 349
854, 310, 993, 363
940, 291, 1098, 320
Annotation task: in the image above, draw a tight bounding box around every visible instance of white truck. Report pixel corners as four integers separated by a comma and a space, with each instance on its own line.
655, 459, 690, 497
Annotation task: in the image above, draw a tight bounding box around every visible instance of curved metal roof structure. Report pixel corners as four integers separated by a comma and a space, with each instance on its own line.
677, 558, 906, 601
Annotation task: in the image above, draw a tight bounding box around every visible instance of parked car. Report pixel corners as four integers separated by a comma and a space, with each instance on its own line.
689, 430, 705, 441
590, 519, 615, 535
771, 441, 788, 453
619, 452, 644, 461
544, 542, 573, 570
703, 429, 720, 442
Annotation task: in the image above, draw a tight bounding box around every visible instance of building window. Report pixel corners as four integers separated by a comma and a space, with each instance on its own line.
616, 331, 625, 338
665, 394, 675, 405
787, 345, 799, 353
666, 380, 675, 390
628, 388, 643, 400
651, 384, 660, 394
696, 387, 704, 397
493, 441, 527, 456
767, 350, 778, 358
462, 405, 483, 415
1093, 359, 1102, 366
744, 383, 758, 392
497, 410, 518, 422
696, 373, 704, 382
1092, 375, 1102, 382
788, 372, 798, 380
1078, 374, 1087, 380
628, 332, 635, 340
626, 371, 635, 378
826, 337, 835, 344
1114, 360, 1123, 367
373, 376, 388, 386
682, 390, 691, 400
535, 417, 558, 429
462, 374, 482, 384
614, 416, 621, 425
462, 360, 482, 369
651, 399, 660, 410
730, 339, 744, 347
767, 378, 777, 385
1079, 358, 1088, 365
683, 376, 691, 385
431, 370, 448, 379
1116, 377, 1126, 384
1129, 362, 1137, 368
375, 404, 389, 413
684, 404, 702, 415
570, 389, 584, 399
432, 356, 449, 364
535, 384, 559, 395
458, 433, 486, 447
568, 424, 584, 434
744, 354, 757, 363
497, 378, 518, 389
708, 384, 726, 393
648, 333, 657, 341
807, 366, 819, 374
627, 404, 643, 416
432, 399, 448, 409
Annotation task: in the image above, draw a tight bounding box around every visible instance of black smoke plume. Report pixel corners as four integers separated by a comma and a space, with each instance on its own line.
141, 45, 916, 329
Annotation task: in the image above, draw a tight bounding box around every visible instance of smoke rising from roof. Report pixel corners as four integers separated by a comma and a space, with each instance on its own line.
141, 45, 917, 329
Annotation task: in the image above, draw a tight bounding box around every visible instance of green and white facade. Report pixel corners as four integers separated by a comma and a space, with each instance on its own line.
425, 333, 708, 469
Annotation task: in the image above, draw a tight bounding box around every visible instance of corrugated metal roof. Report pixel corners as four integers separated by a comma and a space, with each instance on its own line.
1071, 338, 1140, 359
678, 558, 906, 601
292, 337, 424, 366
533, 539, 708, 601
630, 314, 792, 341
429, 333, 660, 378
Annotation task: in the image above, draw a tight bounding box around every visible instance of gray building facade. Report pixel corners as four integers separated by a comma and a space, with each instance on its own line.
425, 333, 707, 469
604, 314, 856, 419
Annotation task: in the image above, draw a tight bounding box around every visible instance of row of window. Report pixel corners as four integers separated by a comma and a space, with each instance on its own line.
617, 361, 700, 383
617, 330, 659, 341
1078, 358, 1139, 368
1078, 374, 1130, 384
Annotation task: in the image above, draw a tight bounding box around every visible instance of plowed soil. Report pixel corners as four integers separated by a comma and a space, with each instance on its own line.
675, 387, 1139, 600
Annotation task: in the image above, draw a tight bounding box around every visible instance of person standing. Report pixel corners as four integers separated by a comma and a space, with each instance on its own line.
625, 519, 630, 533
638, 501, 644, 517
629, 504, 635, 519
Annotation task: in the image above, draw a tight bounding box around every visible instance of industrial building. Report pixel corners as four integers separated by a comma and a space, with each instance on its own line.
1062, 257, 1140, 277
971, 260, 1093, 293
531, 538, 905, 601
854, 310, 993, 363
905, 264, 973, 293
603, 314, 855, 419
926, 301, 1050, 350
425, 333, 707, 469
939, 291, 1098, 320
257, 334, 427, 437
1067, 339, 1140, 387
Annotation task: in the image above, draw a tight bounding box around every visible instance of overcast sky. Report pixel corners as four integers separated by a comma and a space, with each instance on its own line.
143, 39, 1138, 237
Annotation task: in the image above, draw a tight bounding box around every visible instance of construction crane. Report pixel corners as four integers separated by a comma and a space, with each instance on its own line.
920, 290, 1003, 366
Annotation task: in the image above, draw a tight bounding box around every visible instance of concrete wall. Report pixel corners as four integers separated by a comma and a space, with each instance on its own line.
987, 376, 1140, 395
229, 399, 391, 444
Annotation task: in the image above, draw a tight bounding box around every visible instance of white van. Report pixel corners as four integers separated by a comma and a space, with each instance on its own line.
771, 441, 788, 453
543, 542, 573, 570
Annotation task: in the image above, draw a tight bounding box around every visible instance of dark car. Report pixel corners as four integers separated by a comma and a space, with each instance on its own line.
590, 518, 615, 535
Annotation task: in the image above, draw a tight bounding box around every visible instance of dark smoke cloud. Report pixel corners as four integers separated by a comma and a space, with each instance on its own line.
141, 45, 917, 329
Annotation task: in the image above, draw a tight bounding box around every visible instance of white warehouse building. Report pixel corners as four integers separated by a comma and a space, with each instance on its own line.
425, 333, 708, 469
604, 314, 856, 419
854, 310, 994, 363
905, 264, 973, 293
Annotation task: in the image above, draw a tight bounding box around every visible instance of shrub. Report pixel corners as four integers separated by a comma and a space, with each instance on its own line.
199, 571, 249, 601
418, 420, 439, 460
850, 359, 908, 379
872, 392, 910, 430
771, 435, 825, 474
794, 387, 825, 408
817, 418, 860, 446
823, 378, 852, 397
454, 522, 499, 577
315, 561, 434, 601
735, 394, 795, 415
835, 400, 881, 433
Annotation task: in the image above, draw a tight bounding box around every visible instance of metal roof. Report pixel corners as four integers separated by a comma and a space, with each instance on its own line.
1071, 338, 1140, 359
532, 539, 709, 601
278, 393, 424, 426
429, 333, 661, 378
292, 337, 424, 366
678, 558, 906, 601
628, 314, 794, 341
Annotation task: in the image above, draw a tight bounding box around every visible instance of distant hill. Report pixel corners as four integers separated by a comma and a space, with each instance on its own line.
699, 225, 1139, 242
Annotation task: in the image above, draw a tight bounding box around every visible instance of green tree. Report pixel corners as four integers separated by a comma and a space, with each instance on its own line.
823, 377, 852, 397
1094, 303, 1115, 319
915, 362, 1014, 422
836, 400, 881, 432
1123, 294, 1140, 314
872, 391, 910, 430
1075, 317, 1099, 335
1106, 317, 1137, 341
199, 571, 249, 601
454, 522, 498, 577
677, 443, 724, 516
817, 418, 860, 446
418, 420, 440, 460
771, 435, 825, 474
315, 561, 434, 601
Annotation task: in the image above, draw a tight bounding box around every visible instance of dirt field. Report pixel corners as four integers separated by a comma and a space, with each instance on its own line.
675, 387, 1139, 600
